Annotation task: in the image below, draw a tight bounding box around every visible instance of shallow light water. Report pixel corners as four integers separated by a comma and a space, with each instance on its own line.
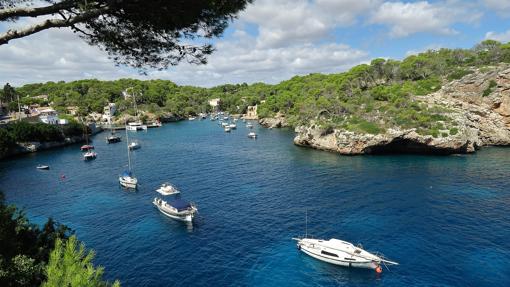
1, 120, 509, 286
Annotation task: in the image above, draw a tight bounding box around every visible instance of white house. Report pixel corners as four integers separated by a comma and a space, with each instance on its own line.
102, 103, 117, 123
38, 108, 59, 124
208, 98, 221, 107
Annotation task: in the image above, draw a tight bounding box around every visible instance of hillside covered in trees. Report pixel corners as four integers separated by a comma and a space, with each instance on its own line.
4, 40, 510, 139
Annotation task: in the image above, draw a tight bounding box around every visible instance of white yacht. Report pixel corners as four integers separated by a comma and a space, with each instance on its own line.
248, 132, 257, 139
224, 126, 231, 132
153, 197, 197, 222
126, 121, 147, 131
229, 123, 237, 129
293, 237, 398, 272
156, 183, 180, 196
119, 126, 137, 189
119, 171, 138, 189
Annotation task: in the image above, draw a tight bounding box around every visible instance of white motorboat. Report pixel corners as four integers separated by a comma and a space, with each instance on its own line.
153, 197, 197, 222
248, 132, 257, 139
126, 121, 147, 131
83, 151, 97, 160
224, 126, 231, 132
221, 122, 229, 127
156, 183, 180, 196
188, 117, 196, 121
223, 116, 229, 121
128, 141, 141, 150
36, 164, 50, 170
293, 237, 398, 272
119, 171, 138, 189
246, 123, 253, 129
229, 123, 237, 129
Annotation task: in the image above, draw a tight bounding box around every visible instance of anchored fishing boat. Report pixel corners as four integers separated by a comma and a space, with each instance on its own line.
153, 197, 197, 222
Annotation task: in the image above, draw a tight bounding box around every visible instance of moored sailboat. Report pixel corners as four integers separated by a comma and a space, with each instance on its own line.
119, 125, 137, 189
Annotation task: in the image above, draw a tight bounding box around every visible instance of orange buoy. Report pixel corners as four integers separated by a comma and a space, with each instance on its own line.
375, 266, 383, 274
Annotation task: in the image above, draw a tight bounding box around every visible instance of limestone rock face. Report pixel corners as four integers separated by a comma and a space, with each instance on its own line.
259, 113, 288, 128
293, 65, 510, 155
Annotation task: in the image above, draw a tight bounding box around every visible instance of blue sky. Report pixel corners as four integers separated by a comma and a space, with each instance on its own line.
1, 0, 510, 87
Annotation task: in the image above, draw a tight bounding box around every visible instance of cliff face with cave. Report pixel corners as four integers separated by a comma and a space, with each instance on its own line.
293, 66, 510, 155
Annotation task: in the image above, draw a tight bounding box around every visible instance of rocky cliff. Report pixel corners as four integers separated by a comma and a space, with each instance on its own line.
293, 65, 510, 155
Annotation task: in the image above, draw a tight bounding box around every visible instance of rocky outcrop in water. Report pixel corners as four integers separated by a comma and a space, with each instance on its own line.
293, 65, 510, 155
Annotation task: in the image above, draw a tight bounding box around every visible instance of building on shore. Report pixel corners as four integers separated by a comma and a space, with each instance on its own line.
38, 108, 59, 124
208, 98, 221, 111
244, 105, 258, 120
102, 103, 117, 123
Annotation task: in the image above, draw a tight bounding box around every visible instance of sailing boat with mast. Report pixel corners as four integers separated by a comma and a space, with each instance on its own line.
125, 88, 147, 131
119, 125, 138, 189
292, 212, 398, 273
80, 120, 97, 160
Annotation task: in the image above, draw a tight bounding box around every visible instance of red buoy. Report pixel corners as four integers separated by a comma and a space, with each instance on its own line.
375, 266, 383, 274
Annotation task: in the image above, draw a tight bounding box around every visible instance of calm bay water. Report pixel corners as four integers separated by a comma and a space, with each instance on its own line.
1, 120, 509, 286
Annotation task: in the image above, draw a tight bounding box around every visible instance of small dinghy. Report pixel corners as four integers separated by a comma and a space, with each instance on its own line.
128, 141, 141, 150
36, 164, 50, 170
156, 183, 180, 196
153, 197, 197, 222
293, 237, 398, 273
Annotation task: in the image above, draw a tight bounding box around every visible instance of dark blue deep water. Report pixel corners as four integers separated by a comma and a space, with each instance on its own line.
1, 120, 509, 286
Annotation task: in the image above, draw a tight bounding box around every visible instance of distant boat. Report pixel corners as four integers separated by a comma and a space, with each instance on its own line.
106, 133, 122, 143
188, 117, 196, 121
248, 132, 257, 139
126, 121, 147, 131
80, 144, 94, 151
36, 164, 49, 170
153, 197, 197, 222
83, 151, 97, 160
156, 183, 180, 196
293, 237, 398, 272
229, 123, 237, 129
246, 123, 253, 129
224, 126, 231, 132
223, 116, 229, 121
128, 141, 141, 150
119, 125, 137, 189
221, 122, 229, 127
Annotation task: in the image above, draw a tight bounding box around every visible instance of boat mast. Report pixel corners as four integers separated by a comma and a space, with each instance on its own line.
125, 122, 131, 172
305, 210, 308, 238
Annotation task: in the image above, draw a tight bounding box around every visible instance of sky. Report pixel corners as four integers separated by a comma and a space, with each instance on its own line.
1, 0, 510, 87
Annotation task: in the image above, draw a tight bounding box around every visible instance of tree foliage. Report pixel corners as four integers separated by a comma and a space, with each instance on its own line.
43, 236, 120, 287
0, 0, 251, 70
0, 192, 71, 286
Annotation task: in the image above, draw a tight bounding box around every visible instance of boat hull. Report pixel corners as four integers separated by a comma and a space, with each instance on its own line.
300, 246, 378, 269
153, 199, 195, 222
119, 176, 137, 189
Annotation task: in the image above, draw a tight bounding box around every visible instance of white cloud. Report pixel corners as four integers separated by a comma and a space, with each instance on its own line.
483, 0, 510, 17
485, 30, 510, 43
370, 1, 481, 38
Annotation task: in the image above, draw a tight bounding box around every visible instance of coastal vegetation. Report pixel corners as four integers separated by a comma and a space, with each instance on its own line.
0, 121, 86, 158
7, 40, 510, 137
0, 192, 117, 286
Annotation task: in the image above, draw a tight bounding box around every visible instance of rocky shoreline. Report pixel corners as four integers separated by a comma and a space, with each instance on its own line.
273, 66, 510, 155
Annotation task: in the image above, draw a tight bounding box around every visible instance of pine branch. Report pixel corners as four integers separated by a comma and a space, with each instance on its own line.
0, 6, 109, 45
0, 0, 78, 21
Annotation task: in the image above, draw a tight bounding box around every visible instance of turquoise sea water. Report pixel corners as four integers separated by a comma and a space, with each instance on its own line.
0, 120, 509, 286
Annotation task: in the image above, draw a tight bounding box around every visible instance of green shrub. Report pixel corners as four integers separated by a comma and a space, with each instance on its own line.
450, 127, 459, 135
482, 80, 497, 97
447, 69, 473, 81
